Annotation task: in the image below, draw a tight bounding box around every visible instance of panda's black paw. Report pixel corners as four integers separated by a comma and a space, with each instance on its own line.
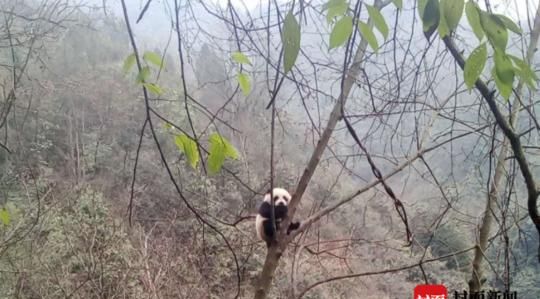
287, 222, 301, 235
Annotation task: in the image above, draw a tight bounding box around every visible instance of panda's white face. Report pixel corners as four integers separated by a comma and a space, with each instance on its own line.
263, 188, 291, 206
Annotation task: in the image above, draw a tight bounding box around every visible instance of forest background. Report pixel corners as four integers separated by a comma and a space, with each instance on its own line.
1, 0, 540, 298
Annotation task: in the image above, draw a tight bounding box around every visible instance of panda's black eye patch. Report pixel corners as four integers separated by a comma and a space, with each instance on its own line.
273, 196, 279, 201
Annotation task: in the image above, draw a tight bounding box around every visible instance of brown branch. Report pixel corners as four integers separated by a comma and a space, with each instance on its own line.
342, 110, 412, 243
136, 0, 153, 23
285, 0, 375, 229
128, 119, 148, 226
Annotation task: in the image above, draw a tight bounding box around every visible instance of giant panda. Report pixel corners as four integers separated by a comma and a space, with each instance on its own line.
255, 187, 300, 247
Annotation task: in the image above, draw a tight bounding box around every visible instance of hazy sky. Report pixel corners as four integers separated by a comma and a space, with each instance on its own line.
213, 0, 261, 10
212, 0, 539, 20
119, 0, 540, 45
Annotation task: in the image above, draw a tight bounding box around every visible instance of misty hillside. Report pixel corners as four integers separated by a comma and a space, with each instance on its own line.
1, 0, 539, 298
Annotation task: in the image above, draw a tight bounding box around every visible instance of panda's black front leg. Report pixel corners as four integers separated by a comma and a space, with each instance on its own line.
287, 221, 300, 235
262, 219, 275, 239
262, 219, 281, 247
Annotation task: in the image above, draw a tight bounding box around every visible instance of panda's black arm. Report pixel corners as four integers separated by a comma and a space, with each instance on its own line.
258, 202, 288, 219
258, 202, 272, 218
274, 205, 288, 219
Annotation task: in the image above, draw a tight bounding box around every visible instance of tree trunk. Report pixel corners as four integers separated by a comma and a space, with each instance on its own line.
469, 139, 508, 291
252, 1, 391, 297
253, 244, 285, 299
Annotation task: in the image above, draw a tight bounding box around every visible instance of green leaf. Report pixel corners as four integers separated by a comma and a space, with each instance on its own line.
231, 51, 252, 65
464, 42, 487, 89
366, 5, 389, 40
122, 53, 136, 74
418, 0, 429, 16
143, 51, 163, 69
221, 140, 239, 160
143, 83, 164, 95
441, 0, 464, 31
422, 0, 440, 40
508, 55, 530, 74
492, 66, 513, 100
325, 0, 348, 23
136, 66, 151, 83
237, 72, 251, 96
493, 50, 515, 100
282, 11, 301, 74
358, 21, 379, 53
495, 14, 522, 34
329, 16, 353, 49
494, 49, 514, 85
0, 208, 10, 226
392, 0, 402, 10
479, 11, 508, 51
438, 10, 450, 38
208, 147, 225, 174
509, 54, 538, 89
208, 133, 239, 174
514, 67, 536, 89
465, 1, 484, 40
215, 135, 238, 160
175, 134, 200, 169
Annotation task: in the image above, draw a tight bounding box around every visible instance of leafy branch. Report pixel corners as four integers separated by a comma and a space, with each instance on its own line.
417, 0, 540, 262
